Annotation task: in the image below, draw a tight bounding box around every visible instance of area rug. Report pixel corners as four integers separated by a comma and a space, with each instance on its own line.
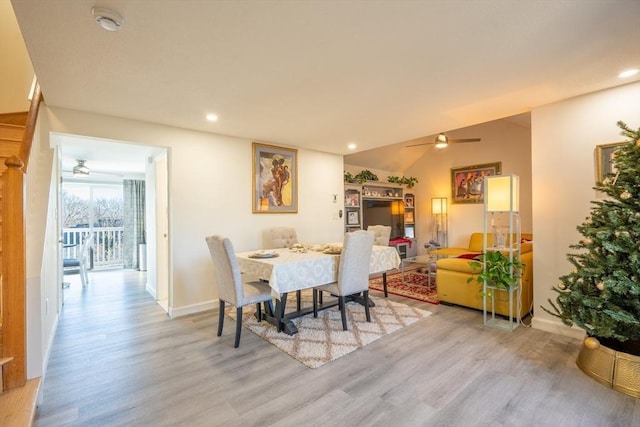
369, 269, 440, 305
233, 294, 431, 368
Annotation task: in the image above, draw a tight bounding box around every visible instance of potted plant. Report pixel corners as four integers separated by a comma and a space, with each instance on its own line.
467, 250, 523, 295
353, 169, 379, 183
387, 175, 419, 188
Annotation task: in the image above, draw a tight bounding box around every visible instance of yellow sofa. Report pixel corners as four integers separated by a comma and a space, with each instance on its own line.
434, 233, 533, 317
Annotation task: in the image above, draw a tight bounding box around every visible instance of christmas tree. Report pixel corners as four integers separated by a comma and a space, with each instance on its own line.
545, 121, 640, 351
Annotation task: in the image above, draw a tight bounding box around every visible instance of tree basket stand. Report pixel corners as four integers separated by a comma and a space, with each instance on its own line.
576, 340, 640, 398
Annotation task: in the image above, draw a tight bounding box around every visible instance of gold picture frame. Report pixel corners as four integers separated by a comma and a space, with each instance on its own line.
595, 141, 624, 183
252, 142, 298, 213
451, 162, 502, 204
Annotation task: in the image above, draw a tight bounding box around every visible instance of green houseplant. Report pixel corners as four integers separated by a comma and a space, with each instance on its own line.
387, 175, 419, 188
467, 250, 524, 294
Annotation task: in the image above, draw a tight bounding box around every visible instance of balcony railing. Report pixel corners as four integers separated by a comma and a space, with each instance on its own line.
63, 227, 124, 269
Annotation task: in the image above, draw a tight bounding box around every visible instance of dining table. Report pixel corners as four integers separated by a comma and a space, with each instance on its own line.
236, 244, 401, 335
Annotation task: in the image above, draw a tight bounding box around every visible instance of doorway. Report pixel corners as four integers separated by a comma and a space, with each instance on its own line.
56, 133, 170, 311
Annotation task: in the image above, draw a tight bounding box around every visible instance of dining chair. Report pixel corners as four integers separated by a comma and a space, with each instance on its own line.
367, 225, 392, 297
367, 225, 391, 246
312, 230, 375, 330
265, 227, 299, 249
264, 227, 304, 311
63, 237, 92, 287
205, 235, 274, 348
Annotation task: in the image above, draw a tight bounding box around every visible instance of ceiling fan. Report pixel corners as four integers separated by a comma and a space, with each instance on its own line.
72, 159, 90, 177
406, 133, 481, 149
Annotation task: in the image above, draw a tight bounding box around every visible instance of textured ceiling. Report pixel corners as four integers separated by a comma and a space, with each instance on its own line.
11, 0, 640, 160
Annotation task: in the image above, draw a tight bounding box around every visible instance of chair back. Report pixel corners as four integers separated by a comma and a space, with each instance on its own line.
80, 236, 92, 260
205, 235, 243, 306
367, 225, 391, 246
337, 230, 375, 295
265, 227, 298, 249
64, 237, 92, 269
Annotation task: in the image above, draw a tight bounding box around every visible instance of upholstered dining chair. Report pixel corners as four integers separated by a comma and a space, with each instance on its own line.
367, 225, 392, 246
367, 225, 393, 297
63, 237, 92, 287
265, 227, 299, 249
312, 230, 375, 330
265, 227, 304, 310
205, 235, 274, 348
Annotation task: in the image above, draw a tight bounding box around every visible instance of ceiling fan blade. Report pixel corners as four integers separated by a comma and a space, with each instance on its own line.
405, 142, 433, 147
450, 138, 481, 143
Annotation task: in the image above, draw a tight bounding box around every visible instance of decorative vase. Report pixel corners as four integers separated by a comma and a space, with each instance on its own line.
576, 337, 640, 398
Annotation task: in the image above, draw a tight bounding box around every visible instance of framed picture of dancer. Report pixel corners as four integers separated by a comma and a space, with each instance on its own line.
252, 142, 298, 213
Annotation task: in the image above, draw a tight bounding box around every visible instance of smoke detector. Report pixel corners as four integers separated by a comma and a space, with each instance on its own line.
92, 7, 124, 31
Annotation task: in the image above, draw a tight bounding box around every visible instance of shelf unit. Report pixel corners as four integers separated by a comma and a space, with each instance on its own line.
482, 174, 521, 331
403, 193, 415, 238
361, 183, 403, 200
344, 184, 363, 232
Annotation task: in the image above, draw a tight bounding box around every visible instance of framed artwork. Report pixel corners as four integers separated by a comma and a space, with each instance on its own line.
451, 162, 502, 204
404, 211, 414, 223
404, 195, 414, 208
252, 142, 298, 213
595, 141, 624, 183
347, 210, 360, 225
345, 194, 359, 207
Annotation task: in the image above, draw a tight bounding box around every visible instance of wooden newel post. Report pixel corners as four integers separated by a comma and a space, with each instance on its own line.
2, 155, 27, 389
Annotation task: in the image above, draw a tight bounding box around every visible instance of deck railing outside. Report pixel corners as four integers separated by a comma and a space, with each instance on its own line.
63, 227, 124, 269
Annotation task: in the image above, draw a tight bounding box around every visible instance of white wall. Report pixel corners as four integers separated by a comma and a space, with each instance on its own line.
24, 109, 57, 383
37, 106, 345, 316
0, 0, 33, 113
531, 82, 640, 337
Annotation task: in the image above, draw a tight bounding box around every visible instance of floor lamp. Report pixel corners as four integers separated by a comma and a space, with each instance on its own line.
431, 197, 448, 248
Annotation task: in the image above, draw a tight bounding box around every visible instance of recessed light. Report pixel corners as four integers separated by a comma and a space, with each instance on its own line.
618, 69, 639, 78
206, 113, 218, 122
347, 143, 357, 150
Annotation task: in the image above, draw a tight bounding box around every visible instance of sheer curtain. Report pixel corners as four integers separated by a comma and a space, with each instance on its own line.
123, 180, 145, 269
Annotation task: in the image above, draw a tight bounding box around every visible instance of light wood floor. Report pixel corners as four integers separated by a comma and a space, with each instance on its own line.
35, 270, 640, 426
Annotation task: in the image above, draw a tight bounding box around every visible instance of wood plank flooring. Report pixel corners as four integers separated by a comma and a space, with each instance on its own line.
35, 270, 640, 426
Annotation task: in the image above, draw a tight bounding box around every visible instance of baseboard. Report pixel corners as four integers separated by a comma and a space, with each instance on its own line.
169, 299, 217, 318
145, 282, 156, 299
531, 316, 585, 340
38, 314, 59, 406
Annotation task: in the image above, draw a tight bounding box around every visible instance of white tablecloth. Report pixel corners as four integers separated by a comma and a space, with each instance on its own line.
236, 245, 400, 299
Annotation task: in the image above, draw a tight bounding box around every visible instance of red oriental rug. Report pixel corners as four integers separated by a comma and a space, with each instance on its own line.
369, 269, 439, 305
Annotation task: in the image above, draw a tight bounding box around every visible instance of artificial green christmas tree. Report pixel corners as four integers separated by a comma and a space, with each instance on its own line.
545, 121, 640, 355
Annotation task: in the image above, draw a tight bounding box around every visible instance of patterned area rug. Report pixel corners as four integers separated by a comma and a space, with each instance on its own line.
369, 269, 440, 305
235, 294, 431, 368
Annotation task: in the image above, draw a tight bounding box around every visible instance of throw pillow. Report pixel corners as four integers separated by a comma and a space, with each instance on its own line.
457, 253, 481, 260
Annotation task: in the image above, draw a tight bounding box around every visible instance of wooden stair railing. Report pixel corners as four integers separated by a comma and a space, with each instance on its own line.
0, 82, 42, 395
1, 156, 26, 391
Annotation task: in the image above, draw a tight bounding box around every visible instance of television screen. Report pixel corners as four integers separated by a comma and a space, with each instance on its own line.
362, 200, 404, 239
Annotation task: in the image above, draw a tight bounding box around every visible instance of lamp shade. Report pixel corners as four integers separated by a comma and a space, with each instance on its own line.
391, 200, 405, 215
431, 197, 447, 214
485, 174, 519, 212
